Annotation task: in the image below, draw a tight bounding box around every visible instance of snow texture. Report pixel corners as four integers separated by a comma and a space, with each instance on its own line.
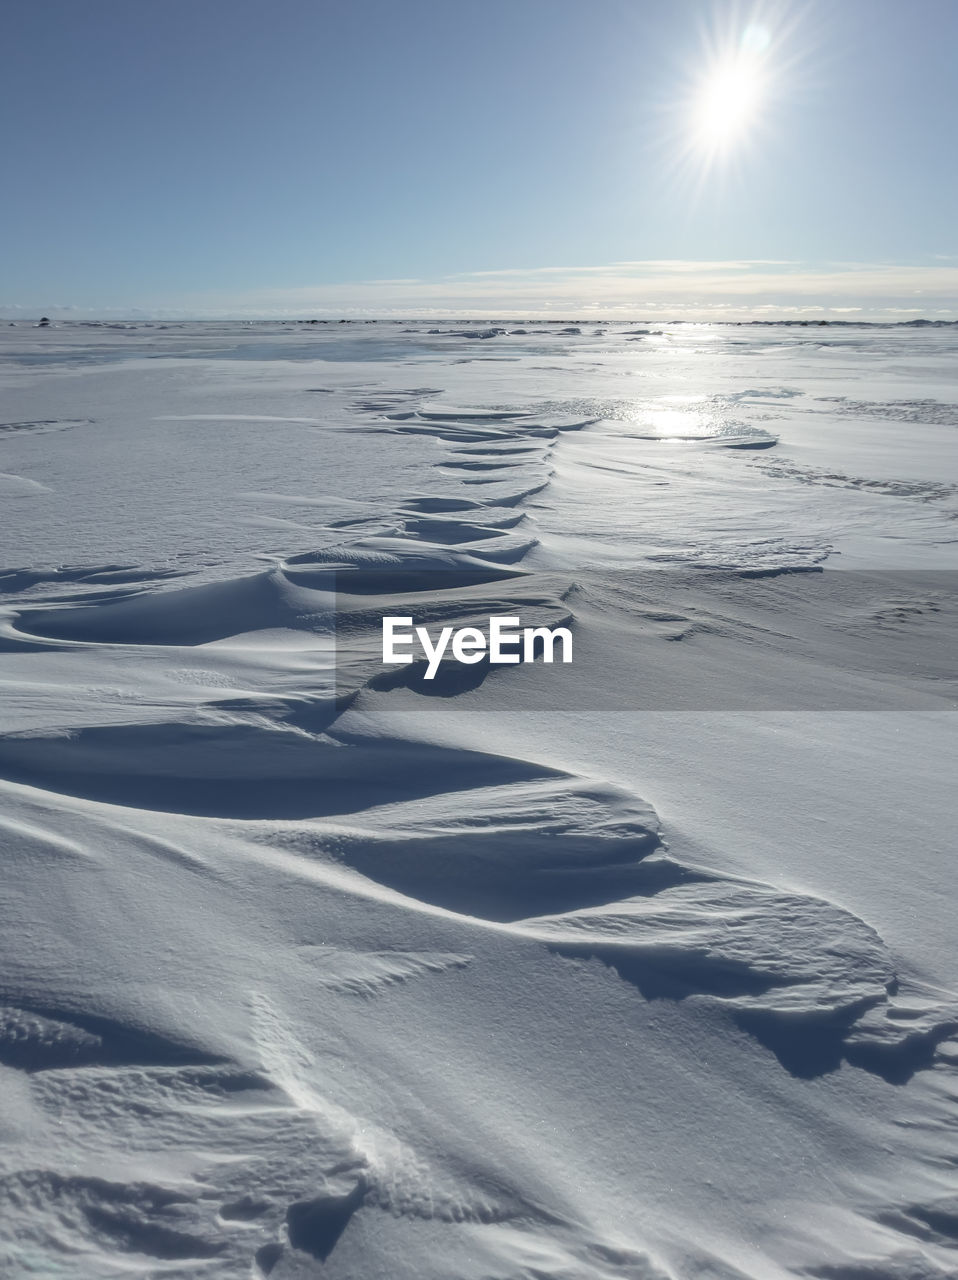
0, 319, 957, 1278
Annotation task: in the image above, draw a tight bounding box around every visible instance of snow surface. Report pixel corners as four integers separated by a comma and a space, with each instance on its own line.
1, 320, 957, 1278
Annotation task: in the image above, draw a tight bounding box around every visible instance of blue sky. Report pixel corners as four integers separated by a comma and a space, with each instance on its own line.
3, 0, 957, 319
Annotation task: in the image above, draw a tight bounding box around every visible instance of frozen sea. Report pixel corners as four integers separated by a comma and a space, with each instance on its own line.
1, 319, 957, 1279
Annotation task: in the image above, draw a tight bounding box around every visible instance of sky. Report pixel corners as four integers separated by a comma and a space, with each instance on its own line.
3, 0, 957, 320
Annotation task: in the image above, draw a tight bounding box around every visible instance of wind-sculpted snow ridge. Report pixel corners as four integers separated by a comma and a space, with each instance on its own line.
2, 327, 958, 1278
813, 397, 958, 427
754, 458, 958, 504
0, 1051, 677, 1280
0, 562, 187, 598
523, 888, 958, 1084
0, 417, 93, 437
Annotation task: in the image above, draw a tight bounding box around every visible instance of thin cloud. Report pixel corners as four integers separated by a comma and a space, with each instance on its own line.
12, 259, 958, 322
453, 259, 801, 279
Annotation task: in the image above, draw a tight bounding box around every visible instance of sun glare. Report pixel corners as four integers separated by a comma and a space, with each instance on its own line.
696, 59, 764, 142
689, 22, 772, 155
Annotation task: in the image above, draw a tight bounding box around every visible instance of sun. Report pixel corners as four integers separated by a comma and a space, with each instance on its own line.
695, 58, 764, 144
660, 13, 797, 195
689, 23, 772, 154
